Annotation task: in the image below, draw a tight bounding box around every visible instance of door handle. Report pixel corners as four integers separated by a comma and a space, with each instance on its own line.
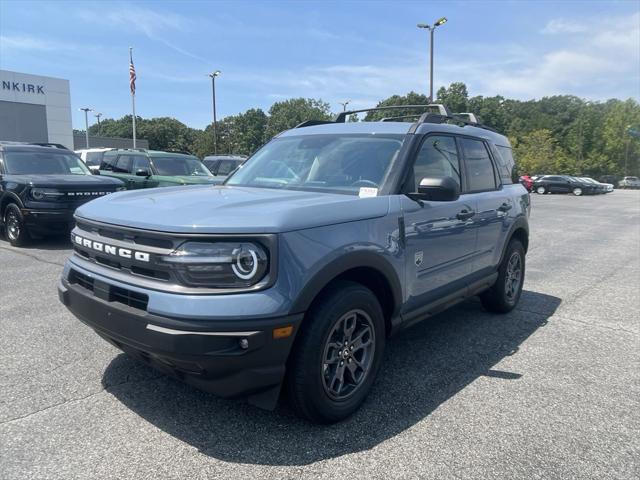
498, 202, 512, 212
456, 209, 475, 221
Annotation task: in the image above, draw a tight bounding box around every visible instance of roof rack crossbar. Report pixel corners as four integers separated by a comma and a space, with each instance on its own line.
334, 104, 452, 123
29, 142, 70, 150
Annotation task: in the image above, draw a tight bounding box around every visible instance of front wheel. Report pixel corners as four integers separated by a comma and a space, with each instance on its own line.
572, 187, 583, 196
536, 186, 546, 194
286, 281, 385, 423
481, 239, 525, 313
4, 204, 30, 247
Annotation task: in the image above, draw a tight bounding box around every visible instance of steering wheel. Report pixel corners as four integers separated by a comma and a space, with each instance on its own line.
351, 179, 378, 188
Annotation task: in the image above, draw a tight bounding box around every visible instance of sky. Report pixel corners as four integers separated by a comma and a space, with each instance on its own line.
1, 0, 639, 131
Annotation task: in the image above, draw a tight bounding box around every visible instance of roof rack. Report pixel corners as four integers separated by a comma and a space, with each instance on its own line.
334, 104, 452, 123
291, 103, 498, 135
29, 142, 71, 150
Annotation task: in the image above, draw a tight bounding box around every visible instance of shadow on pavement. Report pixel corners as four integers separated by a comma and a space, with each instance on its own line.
102, 290, 560, 466
0, 234, 71, 251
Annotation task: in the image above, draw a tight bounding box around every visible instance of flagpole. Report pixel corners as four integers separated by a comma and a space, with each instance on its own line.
130, 47, 137, 148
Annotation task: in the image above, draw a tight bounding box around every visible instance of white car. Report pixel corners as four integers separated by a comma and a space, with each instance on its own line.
619, 176, 640, 189
75, 148, 114, 172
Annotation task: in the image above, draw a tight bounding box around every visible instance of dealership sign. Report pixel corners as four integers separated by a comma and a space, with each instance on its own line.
2, 80, 44, 94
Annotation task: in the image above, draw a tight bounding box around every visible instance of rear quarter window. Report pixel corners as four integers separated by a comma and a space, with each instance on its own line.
494, 145, 517, 185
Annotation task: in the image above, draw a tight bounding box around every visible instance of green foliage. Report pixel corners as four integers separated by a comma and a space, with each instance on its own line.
88, 84, 640, 176
265, 98, 332, 139
365, 91, 430, 121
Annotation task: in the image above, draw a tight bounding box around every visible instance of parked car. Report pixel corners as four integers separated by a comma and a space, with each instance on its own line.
580, 177, 613, 193
532, 175, 597, 196
75, 147, 115, 172
202, 155, 247, 182
98, 149, 219, 189
619, 176, 640, 189
599, 175, 619, 188
0, 142, 124, 246
519, 175, 533, 191
58, 104, 530, 423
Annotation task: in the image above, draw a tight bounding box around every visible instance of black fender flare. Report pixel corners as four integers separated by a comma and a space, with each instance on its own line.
499, 215, 529, 264
0, 192, 25, 220
289, 250, 403, 320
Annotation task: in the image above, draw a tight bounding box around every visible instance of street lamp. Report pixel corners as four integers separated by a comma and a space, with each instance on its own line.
417, 17, 448, 102
94, 112, 102, 136
208, 70, 222, 154
339, 100, 351, 112
79, 107, 93, 148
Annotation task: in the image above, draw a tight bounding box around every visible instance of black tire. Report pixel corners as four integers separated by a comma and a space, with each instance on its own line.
286, 280, 385, 424
535, 186, 546, 195
480, 239, 525, 313
3, 203, 30, 247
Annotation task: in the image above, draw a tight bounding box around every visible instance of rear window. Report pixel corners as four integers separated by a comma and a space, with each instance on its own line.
459, 138, 496, 192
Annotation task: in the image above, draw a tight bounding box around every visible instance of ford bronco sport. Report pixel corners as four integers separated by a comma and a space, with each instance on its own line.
58, 104, 530, 423
0, 142, 124, 246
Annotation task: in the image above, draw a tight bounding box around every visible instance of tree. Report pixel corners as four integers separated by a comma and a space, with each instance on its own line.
365, 91, 430, 121
436, 82, 468, 113
265, 98, 331, 139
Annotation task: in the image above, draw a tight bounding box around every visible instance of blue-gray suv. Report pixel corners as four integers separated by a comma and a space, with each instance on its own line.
58, 105, 530, 423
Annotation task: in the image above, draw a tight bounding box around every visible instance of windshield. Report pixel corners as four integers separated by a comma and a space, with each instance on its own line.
226, 134, 404, 195
151, 156, 212, 176
4, 151, 91, 175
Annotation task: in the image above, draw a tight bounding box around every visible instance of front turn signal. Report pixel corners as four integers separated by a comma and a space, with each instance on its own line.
272, 325, 294, 339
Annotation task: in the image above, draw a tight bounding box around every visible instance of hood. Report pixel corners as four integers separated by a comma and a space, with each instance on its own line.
75, 185, 390, 233
6, 174, 123, 189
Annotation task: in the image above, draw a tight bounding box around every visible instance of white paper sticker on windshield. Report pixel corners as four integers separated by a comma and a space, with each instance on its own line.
359, 187, 378, 198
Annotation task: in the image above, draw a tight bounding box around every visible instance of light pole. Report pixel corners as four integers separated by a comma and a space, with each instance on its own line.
339, 100, 351, 112
79, 107, 93, 148
417, 17, 447, 102
209, 70, 221, 154
95, 112, 102, 136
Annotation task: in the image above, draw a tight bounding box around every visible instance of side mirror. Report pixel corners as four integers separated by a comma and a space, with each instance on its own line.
135, 168, 150, 177
407, 176, 460, 202
91, 168, 100, 175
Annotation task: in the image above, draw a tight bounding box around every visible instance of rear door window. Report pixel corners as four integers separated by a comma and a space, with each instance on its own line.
459, 138, 496, 192
217, 160, 238, 176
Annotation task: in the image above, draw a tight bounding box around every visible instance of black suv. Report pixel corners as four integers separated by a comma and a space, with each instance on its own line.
0, 142, 124, 246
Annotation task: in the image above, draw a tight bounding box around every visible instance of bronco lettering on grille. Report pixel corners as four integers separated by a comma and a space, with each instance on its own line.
73, 234, 151, 262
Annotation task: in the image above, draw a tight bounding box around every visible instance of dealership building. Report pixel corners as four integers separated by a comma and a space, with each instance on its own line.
0, 69, 74, 149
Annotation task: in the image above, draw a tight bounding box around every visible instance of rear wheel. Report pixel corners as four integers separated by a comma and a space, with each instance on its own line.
572, 187, 583, 196
286, 281, 385, 423
4, 204, 30, 247
481, 239, 525, 313
536, 186, 546, 194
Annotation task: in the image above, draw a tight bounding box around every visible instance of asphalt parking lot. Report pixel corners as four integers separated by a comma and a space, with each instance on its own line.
1, 190, 639, 479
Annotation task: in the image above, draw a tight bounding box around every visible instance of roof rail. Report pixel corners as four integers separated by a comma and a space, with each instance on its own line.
334, 104, 452, 123
455, 112, 481, 124
408, 112, 498, 134
294, 120, 336, 128
29, 142, 70, 150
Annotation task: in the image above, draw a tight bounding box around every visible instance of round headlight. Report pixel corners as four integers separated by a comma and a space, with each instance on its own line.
232, 247, 259, 279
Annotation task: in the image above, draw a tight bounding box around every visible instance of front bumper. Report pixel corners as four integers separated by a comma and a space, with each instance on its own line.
58, 276, 302, 408
21, 207, 75, 234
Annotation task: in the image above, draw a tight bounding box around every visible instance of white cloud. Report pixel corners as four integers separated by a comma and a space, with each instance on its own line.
76, 3, 208, 63
541, 19, 588, 34
0, 34, 80, 52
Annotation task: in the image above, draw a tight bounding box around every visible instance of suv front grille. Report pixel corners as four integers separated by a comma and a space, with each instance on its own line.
69, 268, 149, 311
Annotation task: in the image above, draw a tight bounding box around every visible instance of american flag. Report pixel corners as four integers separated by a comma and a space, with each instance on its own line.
129, 52, 136, 95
